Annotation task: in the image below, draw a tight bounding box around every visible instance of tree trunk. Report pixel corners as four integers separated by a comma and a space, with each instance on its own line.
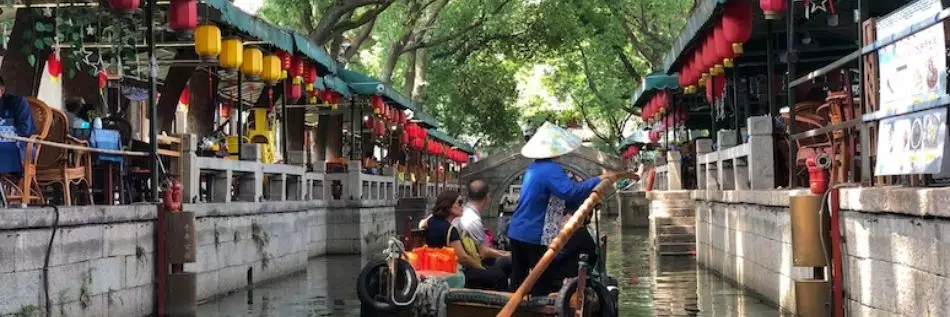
412, 47, 429, 103
403, 50, 417, 100
380, 40, 405, 84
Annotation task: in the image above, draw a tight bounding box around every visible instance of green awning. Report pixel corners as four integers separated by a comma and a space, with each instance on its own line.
338, 69, 425, 112
427, 129, 474, 153
661, 0, 727, 73
338, 68, 385, 96
619, 130, 651, 149
293, 34, 338, 74
410, 109, 440, 128
319, 75, 351, 97
630, 71, 680, 108
205, 0, 294, 52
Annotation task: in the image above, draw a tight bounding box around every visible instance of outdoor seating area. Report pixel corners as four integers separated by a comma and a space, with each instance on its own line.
0, 0, 473, 208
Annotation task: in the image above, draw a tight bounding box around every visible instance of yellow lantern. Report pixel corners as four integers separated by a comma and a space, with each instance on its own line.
261, 55, 281, 85
240, 47, 263, 79
194, 24, 221, 62
219, 37, 243, 70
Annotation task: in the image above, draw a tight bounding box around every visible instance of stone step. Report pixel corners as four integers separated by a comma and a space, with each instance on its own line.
656, 233, 696, 244
654, 217, 695, 227
650, 206, 695, 217
656, 242, 696, 256
658, 225, 696, 235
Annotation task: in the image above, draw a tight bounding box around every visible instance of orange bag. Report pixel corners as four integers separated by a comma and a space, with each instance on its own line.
407, 246, 458, 273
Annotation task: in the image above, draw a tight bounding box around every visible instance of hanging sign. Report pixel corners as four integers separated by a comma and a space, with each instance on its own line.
875, 0, 948, 175
876, 0, 947, 113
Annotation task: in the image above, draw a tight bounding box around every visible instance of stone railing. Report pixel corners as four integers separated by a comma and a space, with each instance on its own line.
180, 136, 326, 203
696, 116, 774, 191
652, 154, 680, 190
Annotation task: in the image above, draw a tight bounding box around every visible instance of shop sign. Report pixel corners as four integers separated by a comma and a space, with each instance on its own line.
876, 0, 946, 112
875, 108, 947, 175
875, 0, 948, 175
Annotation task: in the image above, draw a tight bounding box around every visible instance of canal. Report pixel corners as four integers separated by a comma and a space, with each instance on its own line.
197, 221, 787, 316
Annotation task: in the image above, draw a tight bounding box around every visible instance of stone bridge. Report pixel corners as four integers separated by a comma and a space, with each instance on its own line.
460, 144, 625, 218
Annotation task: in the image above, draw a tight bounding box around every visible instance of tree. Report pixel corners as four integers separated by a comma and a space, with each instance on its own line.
258, 0, 397, 63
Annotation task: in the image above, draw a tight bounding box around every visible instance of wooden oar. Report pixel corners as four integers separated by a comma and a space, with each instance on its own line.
496, 174, 628, 317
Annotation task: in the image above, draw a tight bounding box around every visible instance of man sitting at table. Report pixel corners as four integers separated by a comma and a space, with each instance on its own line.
0, 76, 35, 137
65, 97, 92, 129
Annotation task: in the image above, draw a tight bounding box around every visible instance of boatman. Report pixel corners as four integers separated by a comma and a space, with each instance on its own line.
507, 121, 636, 294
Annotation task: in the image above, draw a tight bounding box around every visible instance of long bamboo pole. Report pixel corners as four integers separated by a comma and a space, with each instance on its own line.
496, 174, 629, 317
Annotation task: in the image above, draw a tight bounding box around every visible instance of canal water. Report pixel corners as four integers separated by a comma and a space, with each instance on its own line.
197, 220, 786, 316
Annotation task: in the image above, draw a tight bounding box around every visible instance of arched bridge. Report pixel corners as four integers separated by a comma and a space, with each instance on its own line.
460, 144, 625, 218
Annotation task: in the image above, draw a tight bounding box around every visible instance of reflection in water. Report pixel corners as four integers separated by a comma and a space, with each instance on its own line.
198, 220, 786, 316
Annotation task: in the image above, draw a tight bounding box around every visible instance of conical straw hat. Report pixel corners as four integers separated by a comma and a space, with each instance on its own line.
521, 122, 582, 159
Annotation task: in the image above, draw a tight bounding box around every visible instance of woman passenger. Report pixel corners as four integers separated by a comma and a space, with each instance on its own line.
422, 191, 508, 290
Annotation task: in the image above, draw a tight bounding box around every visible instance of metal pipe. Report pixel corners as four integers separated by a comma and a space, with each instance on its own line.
732, 68, 741, 143
710, 76, 717, 145
237, 73, 244, 158
55, 41, 268, 49
11, 1, 171, 7
787, 0, 798, 188
766, 21, 776, 116
147, 0, 159, 201
857, 0, 872, 186
281, 83, 289, 162
146, 0, 163, 316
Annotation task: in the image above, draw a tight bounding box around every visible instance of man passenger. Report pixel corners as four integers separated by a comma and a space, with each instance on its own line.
454, 179, 510, 266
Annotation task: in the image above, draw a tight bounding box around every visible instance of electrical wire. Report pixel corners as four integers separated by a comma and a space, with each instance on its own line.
42, 203, 60, 317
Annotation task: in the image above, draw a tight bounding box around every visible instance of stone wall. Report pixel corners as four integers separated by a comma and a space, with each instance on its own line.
693, 188, 950, 316
0, 200, 395, 317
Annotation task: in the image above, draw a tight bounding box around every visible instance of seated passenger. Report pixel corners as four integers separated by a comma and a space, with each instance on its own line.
422, 191, 508, 290
453, 179, 511, 275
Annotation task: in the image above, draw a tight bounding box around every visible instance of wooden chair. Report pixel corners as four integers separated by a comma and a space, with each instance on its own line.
4, 98, 53, 205
34, 102, 94, 206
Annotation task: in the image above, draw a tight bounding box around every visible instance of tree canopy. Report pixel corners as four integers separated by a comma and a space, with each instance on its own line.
259, 0, 693, 153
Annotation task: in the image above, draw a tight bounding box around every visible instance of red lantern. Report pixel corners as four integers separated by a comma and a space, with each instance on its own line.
98, 71, 108, 90
702, 37, 717, 75
713, 23, 732, 69
287, 82, 302, 102
290, 56, 305, 80
304, 63, 318, 85
364, 116, 374, 129
179, 87, 190, 106
760, 0, 786, 20
400, 130, 410, 145
723, 0, 753, 56
371, 96, 385, 113
276, 51, 292, 70
219, 103, 232, 118
410, 138, 424, 150
168, 0, 197, 32
47, 52, 62, 84
706, 74, 726, 104
108, 0, 140, 14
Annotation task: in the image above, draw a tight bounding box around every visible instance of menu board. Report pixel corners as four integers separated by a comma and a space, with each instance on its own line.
875, 108, 947, 175
876, 0, 946, 112
874, 0, 949, 175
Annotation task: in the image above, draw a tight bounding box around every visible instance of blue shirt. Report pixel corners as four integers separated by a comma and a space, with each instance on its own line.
507, 159, 600, 245
0, 94, 35, 137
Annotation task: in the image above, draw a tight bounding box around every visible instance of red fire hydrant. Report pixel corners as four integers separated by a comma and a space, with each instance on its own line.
163, 179, 183, 212
806, 154, 830, 194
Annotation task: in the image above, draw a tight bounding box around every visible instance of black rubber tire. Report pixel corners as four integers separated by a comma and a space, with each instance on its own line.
555, 278, 617, 317
356, 258, 419, 313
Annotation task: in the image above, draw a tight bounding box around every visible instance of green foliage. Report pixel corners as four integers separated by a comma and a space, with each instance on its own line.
258, 0, 692, 152
14, 305, 39, 317
425, 51, 522, 148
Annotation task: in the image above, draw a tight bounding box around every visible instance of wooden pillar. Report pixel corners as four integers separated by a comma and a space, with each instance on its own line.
314, 114, 329, 161
327, 114, 344, 159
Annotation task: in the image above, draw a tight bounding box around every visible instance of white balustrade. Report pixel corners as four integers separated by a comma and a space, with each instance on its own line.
696, 116, 775, 191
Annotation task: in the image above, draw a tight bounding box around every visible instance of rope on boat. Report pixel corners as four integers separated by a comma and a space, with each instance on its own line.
412, 277, 449, 317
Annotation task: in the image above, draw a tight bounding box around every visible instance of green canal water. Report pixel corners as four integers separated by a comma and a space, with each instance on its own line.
197, 221, 786, 316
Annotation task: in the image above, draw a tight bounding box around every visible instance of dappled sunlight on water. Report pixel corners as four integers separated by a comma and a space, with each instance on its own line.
197, 219, 788, 316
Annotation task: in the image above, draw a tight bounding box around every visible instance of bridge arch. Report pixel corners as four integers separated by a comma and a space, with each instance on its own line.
460, 144, 624, 218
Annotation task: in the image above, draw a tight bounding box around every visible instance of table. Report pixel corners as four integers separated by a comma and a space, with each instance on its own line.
90, 128, 125, 204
